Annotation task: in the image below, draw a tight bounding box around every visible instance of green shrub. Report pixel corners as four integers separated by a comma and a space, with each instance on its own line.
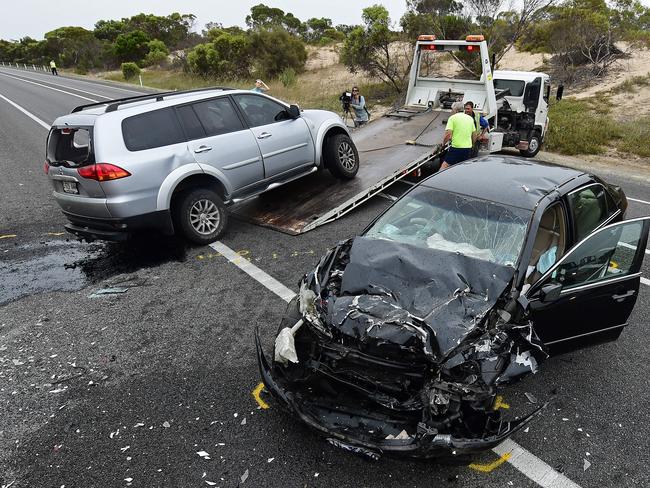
121, 62, 141, 80
279, 67, 297, 87
250, 29, 307, 78
143, 49, 168, 67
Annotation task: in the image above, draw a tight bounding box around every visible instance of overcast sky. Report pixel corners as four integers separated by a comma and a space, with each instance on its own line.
1, 1, 409, 41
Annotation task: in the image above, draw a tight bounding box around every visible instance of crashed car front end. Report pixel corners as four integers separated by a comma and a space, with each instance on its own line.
256, 236, 547, 459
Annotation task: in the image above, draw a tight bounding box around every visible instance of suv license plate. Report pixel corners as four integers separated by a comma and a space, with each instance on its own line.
62, 181, 79, 194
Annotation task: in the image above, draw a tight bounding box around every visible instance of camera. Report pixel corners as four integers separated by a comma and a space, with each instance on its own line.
339, 91, 352, 112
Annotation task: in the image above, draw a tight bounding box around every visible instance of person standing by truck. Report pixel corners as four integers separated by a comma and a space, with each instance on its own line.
49, 60, 58, 76
440, 102, 475, 170
464, 101, 489, 157
349, 87, 369, 128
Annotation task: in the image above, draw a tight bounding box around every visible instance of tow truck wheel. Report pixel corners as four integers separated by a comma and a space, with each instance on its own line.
520, 133, 541, 158
325, 134, 359, 179
173, 188, 228, 245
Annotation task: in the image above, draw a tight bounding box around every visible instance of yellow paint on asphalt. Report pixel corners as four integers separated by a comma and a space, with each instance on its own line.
45, 232, 65, 236
493, 395, 510, 410
469, 452, 512, 473
0, 234, 17, 239
252, 382, 270, 410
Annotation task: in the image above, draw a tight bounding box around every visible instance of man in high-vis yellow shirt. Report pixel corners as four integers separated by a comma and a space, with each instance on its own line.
49, 60, 58, 76
440, 101, 474, 170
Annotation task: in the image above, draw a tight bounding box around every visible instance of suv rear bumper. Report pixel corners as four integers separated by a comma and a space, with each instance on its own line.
63, 210, 174, 241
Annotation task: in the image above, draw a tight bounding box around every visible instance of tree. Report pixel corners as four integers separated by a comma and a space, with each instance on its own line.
44, 27, 102, 69
94, 19, 126, 42
340, 5, 410, 93
187, 30, 253, 78
246, 4, 287, 29
123, 13, 195, 49
143, 39, 169, 67
113, 30, 150, 63
250, 29, 307, 77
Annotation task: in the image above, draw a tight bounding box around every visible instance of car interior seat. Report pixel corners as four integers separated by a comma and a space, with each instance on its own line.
527, 205, 566, 283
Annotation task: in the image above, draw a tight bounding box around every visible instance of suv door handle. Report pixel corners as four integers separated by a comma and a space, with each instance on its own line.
194, 145, 212, 153
612, 290, 635, 301
257, 132, 272, 139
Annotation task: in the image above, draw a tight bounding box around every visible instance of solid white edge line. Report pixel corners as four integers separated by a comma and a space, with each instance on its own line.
493, 439, 582, 488
628, 197, 650, 206
642, 277, 650, 287
208, 241, 296, 303
0, 71, 98, 102
3, 70, 112, 99
619, 241, 650, 256
211, 240, 584, 488
0, 65, 144, 94
0, 93, 50, 130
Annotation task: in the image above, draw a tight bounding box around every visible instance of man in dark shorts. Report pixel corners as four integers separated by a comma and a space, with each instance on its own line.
440, 101, 475, 170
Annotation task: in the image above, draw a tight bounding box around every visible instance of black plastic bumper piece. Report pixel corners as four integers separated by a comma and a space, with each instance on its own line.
254, 327, 545, 459
63, 210, 174, 242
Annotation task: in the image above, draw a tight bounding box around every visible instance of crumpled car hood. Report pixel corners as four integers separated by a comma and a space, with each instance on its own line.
332, 236, 515, 361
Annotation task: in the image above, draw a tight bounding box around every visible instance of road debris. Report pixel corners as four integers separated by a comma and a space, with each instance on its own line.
583, 459, 591, 471
197, 450, 210, 459
240, 469, 249, 483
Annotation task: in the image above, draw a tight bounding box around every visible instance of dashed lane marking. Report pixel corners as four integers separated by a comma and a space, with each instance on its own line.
0, 234, 17, 239
642, 277, 650, 287
0, 71, 98, 102
0, 93, 50, 129
469, 452, 512, 473
3, 71, 113, 99
213, 240, 583, 488
208, 241, 296, 303
628, 197, 650, 205
252, 382, 270, 410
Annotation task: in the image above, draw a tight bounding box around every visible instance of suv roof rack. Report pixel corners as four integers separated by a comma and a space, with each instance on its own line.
71, 86, 236, 114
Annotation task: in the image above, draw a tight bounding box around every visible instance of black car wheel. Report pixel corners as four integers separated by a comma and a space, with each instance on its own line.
325, 133, 359, 179
174, 188, 228, 245
520, 132, 542, 158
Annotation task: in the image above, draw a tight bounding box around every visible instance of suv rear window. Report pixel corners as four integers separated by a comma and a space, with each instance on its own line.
122, 107, 185, 151
47, 127, 92, 165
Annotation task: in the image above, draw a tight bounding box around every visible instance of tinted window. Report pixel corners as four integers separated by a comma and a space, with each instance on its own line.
176, 105, 206, 140
233, 94, 290, 127
547, 220, 644, 289
569, 185, 608, 242
192, 97, 244, 136
122, 108, 185, 151
493, 79, 525, 97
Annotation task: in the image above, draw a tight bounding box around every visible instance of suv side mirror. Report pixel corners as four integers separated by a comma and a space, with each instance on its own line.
539, 282, 563, 303
287, 104, 300, 119
556, 85, 564, 101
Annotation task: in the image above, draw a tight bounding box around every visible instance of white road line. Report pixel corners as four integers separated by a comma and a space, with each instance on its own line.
642, 277, 650, 287
4, 71, 113, 99
0, 72, 98, 102
628, 197, 650, 205
208, 241, 296, 303
493, 439, 582, 488
0, 65, 144, 94
0, 93, 50, 129
211, 239, 583, 488
619, 241, 650, 255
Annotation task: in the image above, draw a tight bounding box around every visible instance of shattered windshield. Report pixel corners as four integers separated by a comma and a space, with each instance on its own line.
366, 187, 531, 266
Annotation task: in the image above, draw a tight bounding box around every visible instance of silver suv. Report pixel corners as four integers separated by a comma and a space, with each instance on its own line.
45, 88, 359, 244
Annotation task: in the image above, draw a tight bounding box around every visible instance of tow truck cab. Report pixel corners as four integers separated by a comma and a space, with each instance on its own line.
402, 35, 559, 158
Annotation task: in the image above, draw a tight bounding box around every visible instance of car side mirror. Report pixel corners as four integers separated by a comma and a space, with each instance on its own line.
556, 85, 564, 101
539, 282, 563, 303
287, 104, 300, 119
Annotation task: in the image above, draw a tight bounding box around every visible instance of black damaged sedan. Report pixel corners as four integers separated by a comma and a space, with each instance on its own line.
256, 156, 649, 459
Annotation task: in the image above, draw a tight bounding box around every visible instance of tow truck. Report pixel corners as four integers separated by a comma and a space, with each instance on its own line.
234, 35, 561, 234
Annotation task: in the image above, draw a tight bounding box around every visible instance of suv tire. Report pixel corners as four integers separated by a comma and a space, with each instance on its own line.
520, 132, 541, 158
325, 134, 359, 179
174, 188, 228, 245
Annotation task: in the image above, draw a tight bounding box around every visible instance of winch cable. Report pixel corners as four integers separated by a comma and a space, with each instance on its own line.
359, 111, 444, 153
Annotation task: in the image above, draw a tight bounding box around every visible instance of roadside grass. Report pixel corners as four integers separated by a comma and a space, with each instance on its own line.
102, 68, 398, 113
608, 73, 650, 94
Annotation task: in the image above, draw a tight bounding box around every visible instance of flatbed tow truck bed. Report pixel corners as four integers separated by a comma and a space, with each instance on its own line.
230, 110, 448, 234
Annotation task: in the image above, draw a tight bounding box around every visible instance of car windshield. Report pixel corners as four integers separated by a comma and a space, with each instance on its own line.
365, 187, 532, 266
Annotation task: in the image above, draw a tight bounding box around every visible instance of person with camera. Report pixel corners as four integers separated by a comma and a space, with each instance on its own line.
349, 86, 369, 127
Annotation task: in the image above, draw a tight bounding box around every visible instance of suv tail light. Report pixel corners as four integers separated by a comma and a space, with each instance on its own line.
78, 163, 131, 182
44, 160, 50, 175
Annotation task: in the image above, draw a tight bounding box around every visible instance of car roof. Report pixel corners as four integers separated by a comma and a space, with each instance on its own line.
421, 155, 586, 210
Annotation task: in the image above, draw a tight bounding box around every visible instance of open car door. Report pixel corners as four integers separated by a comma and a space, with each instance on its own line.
526, 217, 650, 355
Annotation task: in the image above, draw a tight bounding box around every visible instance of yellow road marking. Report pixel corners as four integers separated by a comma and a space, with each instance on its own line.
493, 395, 510, 410
252, 382, 270, 410
0, 234, 17, 239
469, 452, 512, 473
45, 232, 65, 236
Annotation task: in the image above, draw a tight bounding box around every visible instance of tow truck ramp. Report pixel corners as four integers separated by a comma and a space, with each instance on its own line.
231, 110, 449, 234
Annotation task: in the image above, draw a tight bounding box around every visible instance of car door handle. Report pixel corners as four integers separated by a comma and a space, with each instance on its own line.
194, 145, 212, 153
257, 132, 272, 139
612, 290, 635, 300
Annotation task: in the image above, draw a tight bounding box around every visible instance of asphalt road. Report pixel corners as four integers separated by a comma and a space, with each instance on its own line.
0, 66, 649, 488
